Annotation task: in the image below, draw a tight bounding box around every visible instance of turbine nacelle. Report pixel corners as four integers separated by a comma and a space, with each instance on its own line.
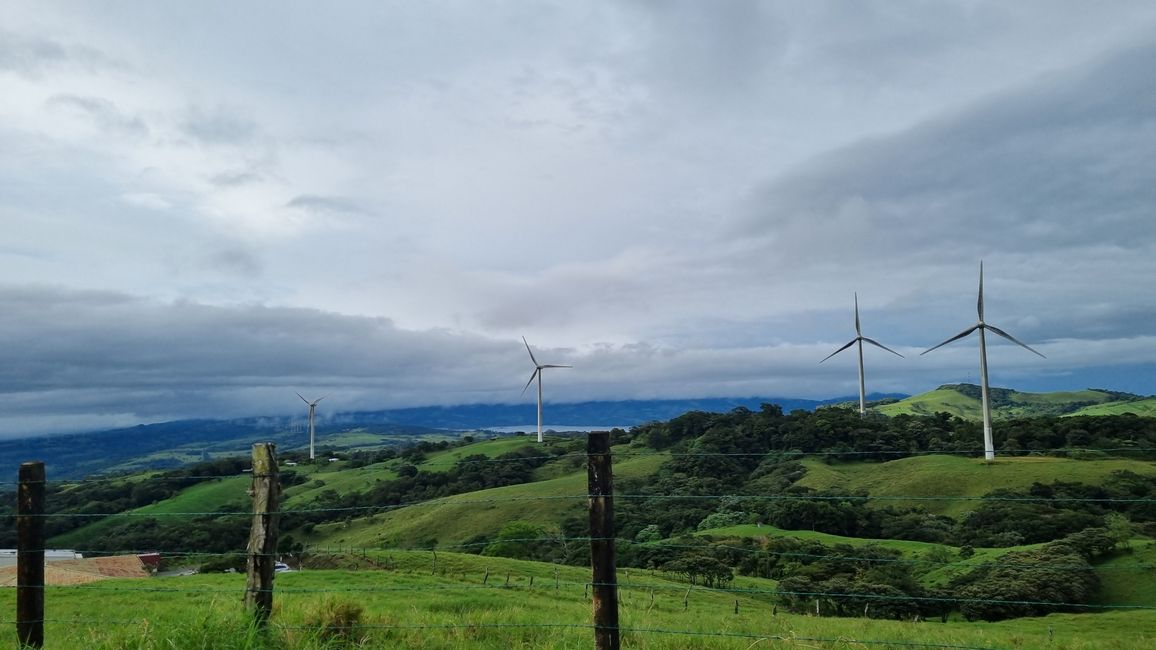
921, 264, 1045, 359
820, 293, 903, 417
821, 293, 904, 364
920, 261, 1046, 461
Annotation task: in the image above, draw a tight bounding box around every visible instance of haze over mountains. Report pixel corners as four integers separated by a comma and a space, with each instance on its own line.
6, 383, 1155, 480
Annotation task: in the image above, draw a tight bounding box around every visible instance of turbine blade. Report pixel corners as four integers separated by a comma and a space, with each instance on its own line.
296, 392, 309, 404
521, 369, 539, 396
860, 335, 901, 356
316, 394, 329, 404
977, 261, 984, 321
820, 339, 857, 363
541, 364, 571, 369
854, 293, 861, 336
921, 325, 979, 355
522, 336, 539, 366
985, 324, 1047, 358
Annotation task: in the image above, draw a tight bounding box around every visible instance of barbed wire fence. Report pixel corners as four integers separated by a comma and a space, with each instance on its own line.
7, 433, 1156, 649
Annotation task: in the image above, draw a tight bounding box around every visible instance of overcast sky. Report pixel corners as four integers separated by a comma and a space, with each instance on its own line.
2, 1, 1155, 437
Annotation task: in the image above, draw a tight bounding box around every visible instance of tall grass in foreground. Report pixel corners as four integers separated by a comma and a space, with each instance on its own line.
0, 551, 1152, 649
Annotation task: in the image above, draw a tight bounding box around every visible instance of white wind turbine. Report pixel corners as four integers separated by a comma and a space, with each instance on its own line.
820, 293, 904, 416
521, 337, 571, 444
296, 392, 327, 460
921, 262, 1045, 461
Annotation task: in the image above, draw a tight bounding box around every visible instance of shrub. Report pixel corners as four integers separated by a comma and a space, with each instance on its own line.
304, 599, 366, 646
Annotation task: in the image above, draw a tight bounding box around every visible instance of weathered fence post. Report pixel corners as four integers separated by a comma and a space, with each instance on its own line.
17, 461, 45, 648
244, 443, 280, 625
588, 431, 619, 650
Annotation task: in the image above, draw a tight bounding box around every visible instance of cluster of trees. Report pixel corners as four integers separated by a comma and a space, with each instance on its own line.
636, 405, 1156, 462
949, 526, 1123, 621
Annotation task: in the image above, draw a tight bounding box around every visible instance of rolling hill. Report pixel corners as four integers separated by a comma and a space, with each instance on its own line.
873, 383, 1149, 420
1069, 396, 1156, 417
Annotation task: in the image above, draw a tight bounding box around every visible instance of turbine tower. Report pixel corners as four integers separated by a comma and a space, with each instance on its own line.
296, 392, 327, 460
820, 293, 904, 416
921, 262, 1045, 461
521, 337, 571, 443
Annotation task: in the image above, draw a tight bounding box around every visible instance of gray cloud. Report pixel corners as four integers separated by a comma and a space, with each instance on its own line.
3, 4, 1156, 436
0, 30, 120, 77
1, 285, 1152, 437
208, 170, 262, 187
203, 246, 263, 278
181, 107, 258, 144
285, 194, 370, 217
45, 94, 149, 137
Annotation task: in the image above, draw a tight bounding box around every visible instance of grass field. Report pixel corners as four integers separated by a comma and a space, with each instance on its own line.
49, 437, 555, 547
794, 454, 1156, 517
875, 387, 985, 419
304, 450, 669, 549
875, 386, 1127, 420
49, 476, 254, 547
0, 550, 1151, 649
1069, 397, 1156, 417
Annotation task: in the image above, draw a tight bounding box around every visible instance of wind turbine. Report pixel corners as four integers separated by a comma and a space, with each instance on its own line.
921, 262, 1045, 461
521, 337, 571, 443
296, 392, 327, 460
820, 293, 904, 416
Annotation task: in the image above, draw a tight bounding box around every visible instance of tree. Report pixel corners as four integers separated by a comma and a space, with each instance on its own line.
1105, 513, 1134, 550
483, 521, 547, 561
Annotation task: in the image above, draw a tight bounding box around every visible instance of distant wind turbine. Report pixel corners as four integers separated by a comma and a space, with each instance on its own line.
521, 337, 571, 444
820, 293, 904, 416
296, 392, 327, 460
921, 262, 1045, 461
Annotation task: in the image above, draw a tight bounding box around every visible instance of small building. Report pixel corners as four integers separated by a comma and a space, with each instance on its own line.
0, 554, 151, 586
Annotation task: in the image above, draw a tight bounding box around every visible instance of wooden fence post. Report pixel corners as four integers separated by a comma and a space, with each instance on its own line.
17, 461, 45, 648
588, 431, 619, 650
244, 443, 280, 625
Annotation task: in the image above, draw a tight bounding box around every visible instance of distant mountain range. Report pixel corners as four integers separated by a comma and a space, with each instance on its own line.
7, 386, 1153, 480
0, 394, 899, 479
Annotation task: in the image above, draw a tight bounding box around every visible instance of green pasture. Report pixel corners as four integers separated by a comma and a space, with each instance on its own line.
416, 436, 543, 472
875, 387, 985, 419
795, 454, 1156, 517
1092, 539, 1156, 607
0, 550, 1152, 649
49, 476, 253, 547
303, 451, 669, 549
875, 386, 1124, 420
1069, 397, 1156, 417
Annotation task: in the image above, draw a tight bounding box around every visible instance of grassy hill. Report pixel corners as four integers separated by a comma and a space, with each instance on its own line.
874, 384, 1146, 420
304, 448, 669, 549
794, 454, 1156, 517
48, 437, 547, 547
1069, 397, 1156, 417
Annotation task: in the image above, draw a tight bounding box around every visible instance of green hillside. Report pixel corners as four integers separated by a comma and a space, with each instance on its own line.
304, 449, 669, 548
874, 384, 1143, 420
1069, 397, 1156, 417
795, 454, 1156, 517
48, 437, 549, 547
